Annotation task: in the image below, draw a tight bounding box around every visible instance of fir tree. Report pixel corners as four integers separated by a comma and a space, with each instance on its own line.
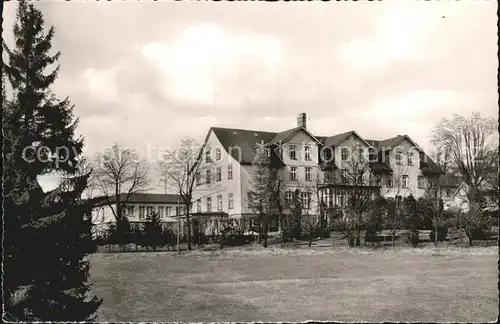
3, 1, 102, 320
143, 211, 163, 251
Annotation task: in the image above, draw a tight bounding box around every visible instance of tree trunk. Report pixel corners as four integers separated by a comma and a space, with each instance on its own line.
186, 204, 192, 251
433, 216, 438, 246
263, 217, 268, 248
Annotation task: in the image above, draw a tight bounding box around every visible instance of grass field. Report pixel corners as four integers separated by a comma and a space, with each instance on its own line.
90, 247, 498, 322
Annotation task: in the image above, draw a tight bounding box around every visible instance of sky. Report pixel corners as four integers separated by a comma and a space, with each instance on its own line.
3, 0, 498, 192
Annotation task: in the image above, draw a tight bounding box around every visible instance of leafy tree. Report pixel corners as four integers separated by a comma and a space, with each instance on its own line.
3, 1, 102, 320
142, 211, 163, 251
131, 224, 143, 251
402, 195, 421, 247
115, 216, 132, 251
105, 222, 117, 250
365, 196, 387, 244
161, 226, 176, 251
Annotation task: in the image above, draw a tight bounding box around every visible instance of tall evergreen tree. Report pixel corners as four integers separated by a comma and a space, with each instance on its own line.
3, 1, 102, 320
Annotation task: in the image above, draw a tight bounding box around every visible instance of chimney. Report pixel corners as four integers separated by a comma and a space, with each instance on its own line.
297, 113, 307, 129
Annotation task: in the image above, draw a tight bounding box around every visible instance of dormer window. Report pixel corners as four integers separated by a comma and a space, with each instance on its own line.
289, 145, 297, 160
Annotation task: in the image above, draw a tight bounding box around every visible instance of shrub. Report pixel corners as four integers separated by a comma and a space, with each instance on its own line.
430, 227, 448, 242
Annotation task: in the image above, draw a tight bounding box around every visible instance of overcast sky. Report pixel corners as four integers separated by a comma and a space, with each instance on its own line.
3, 0, 498, 191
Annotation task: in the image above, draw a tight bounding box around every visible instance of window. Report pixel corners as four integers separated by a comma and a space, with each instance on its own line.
302, 192, 311, 209
386, 177, 393, 187
355, 170, 363, 184
175, 206, 180, 216
301, 192, 311, 209
217, 195, 222, 211
336, 189, 346, 206
358, 148, 364, 161
304, 145, 311, 160
305, 167, 312, 181
289, 145, 297, 160
166, 206, 172, 216
205, 149, 211, 163
328, 190, 334, 207
206, 169, 211, 184
216, 148, 221, 161
125, 206, 134, 216
290, 167, 297, 180
147, 206, 154, 217
341, 148, 349, 161
195, 171, 201, 185
197, 200, 201, 213
395, 151, 402, 165
158, 206, 164, 218
341, 169, 349, 183
139, 206, 145, 219
417, 176, 424, 189
407, 152, 414, 166
286, 191, 293, 205
401, 175, 409, 188
228, 165, 233, 179
216, 167, 222, 182
325, 171, 333, 183
368, 148, 378, 162
228, 193, 234, 209
206, 197, 212, 213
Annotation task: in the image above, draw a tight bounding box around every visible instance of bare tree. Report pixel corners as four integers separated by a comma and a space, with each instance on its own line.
92, 143, 150, 222
431, 113, 498, 211
431, 113, 498, 246
336, 143, 379, 246
381, 160, 411, 246
247, 146, 275, 248
158, 137, 217, 251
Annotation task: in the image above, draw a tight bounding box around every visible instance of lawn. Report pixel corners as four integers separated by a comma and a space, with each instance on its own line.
90, 247, 499, 322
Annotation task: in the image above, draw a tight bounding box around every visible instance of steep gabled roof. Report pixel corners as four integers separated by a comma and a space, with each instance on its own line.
92, 193, 181, 207
271, 126, 323, 144
323, 130, 355, 147
211, 127, 277, 165
324, 130, 373, 148
367, 135, 424, 152
271, 127, 301, 143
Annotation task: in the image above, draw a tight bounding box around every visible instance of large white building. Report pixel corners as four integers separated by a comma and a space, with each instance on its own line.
192, 113, 462, 232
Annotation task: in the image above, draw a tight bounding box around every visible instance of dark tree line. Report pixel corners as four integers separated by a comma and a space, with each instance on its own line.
101, 212, 177, 252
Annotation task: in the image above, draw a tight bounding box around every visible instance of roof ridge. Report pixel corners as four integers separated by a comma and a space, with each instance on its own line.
212, 126, 277, 135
